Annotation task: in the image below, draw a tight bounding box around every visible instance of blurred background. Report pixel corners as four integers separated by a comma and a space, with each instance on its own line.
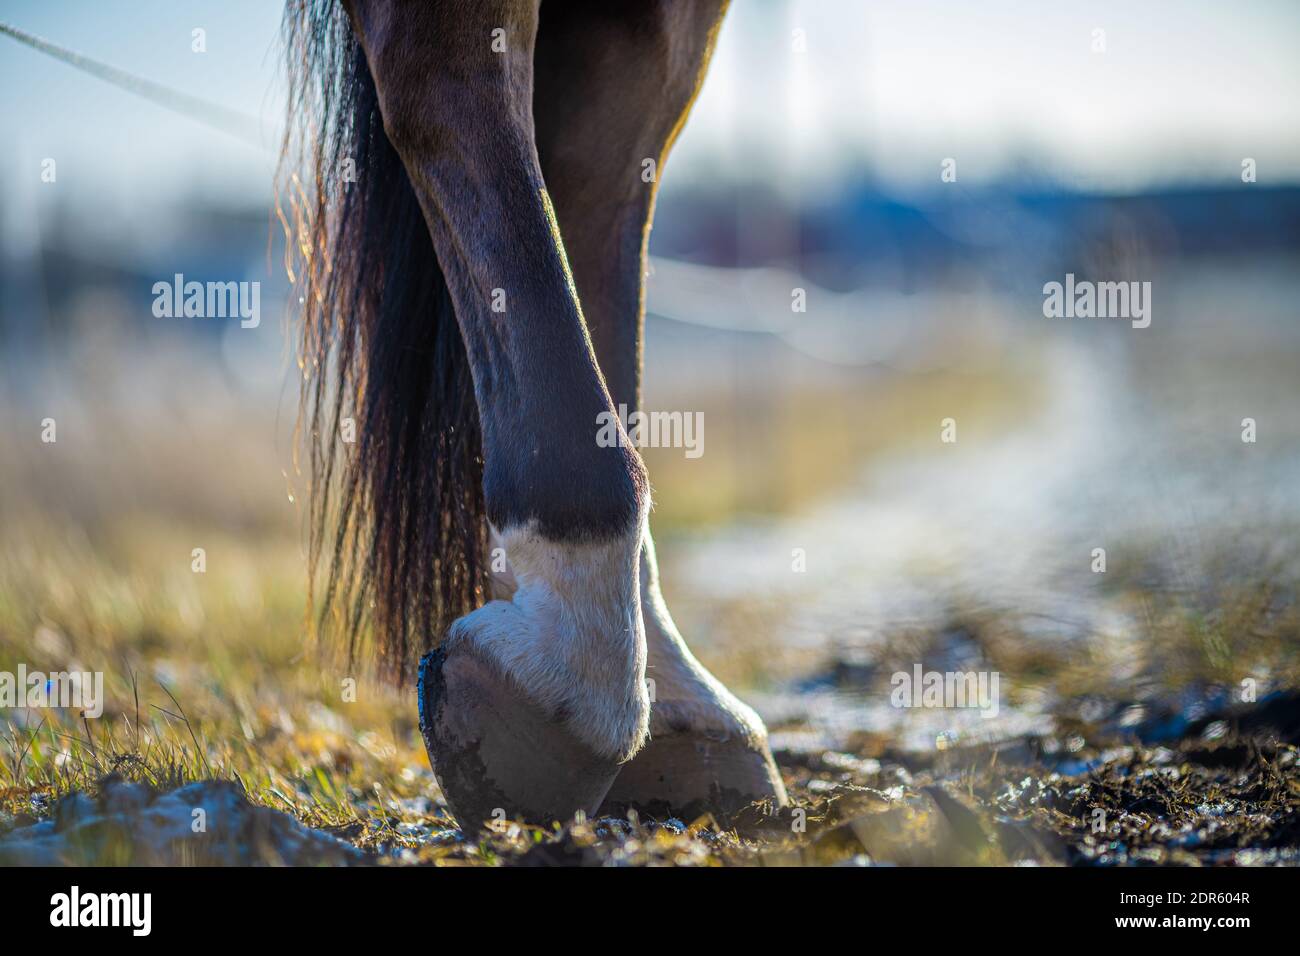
2, 0, 1299, 838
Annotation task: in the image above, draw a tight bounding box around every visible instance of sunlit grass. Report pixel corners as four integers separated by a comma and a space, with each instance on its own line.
0, 508, 443, 855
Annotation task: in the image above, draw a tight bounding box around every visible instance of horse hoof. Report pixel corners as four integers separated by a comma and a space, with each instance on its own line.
418, 646, 624, 832
600, 721, 788, 822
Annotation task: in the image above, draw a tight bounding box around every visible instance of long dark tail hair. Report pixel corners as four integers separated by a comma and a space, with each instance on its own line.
280, 0, 488, 682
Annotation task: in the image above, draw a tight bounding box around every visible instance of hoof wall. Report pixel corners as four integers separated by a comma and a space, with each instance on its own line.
418, 647, 622, 831
600, 729, 788, 823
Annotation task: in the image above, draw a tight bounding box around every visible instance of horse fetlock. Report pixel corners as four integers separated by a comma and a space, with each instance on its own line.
420, 522, 652, 828
450, 521, 651, 763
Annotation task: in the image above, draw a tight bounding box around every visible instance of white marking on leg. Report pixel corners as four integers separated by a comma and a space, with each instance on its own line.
638, 528, 769, 748
448, 521, 650, 763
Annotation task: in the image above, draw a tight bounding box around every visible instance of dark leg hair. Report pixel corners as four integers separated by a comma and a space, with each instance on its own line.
533, 0, 730, 411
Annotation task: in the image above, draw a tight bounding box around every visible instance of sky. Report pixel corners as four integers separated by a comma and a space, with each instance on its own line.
1, 0, 1298, 230
698, 0, 1300, 195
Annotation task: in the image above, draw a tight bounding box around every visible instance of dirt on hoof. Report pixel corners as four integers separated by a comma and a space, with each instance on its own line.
0, 776, 363, 866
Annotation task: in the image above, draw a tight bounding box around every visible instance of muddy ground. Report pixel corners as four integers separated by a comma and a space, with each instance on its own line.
3, 687, 1295, 867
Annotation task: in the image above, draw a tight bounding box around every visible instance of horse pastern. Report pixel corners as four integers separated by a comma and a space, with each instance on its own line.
445, 521, 652, 762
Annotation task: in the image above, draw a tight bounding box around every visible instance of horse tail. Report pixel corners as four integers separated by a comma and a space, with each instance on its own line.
280, 0, 488, 683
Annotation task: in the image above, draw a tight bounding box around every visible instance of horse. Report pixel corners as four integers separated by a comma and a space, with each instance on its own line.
282, 0, 787, 829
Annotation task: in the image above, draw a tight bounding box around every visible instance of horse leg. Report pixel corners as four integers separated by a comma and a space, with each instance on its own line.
345, 0, 651, 829
533, 0, 788, 819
